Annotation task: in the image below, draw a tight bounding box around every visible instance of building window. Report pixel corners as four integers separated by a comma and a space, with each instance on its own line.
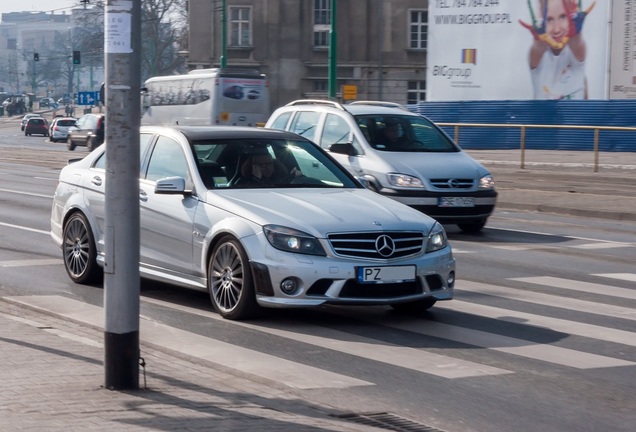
313, 0, 330, 47
314, 80, 327, 92
229, 6, 252, 47
409, 9, 427, 49
407, 81, 426, 104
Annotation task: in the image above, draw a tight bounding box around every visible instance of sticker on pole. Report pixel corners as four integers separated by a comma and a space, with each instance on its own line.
105, 1, 132, 54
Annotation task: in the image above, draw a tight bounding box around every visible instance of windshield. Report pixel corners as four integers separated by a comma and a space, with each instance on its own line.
192, 138, 359, 189
354, 114, 459, 153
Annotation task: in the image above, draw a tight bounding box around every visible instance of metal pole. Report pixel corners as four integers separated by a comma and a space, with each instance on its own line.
328, 0, 337, 100
221, 0, 227, 67
103, 0, 142, 390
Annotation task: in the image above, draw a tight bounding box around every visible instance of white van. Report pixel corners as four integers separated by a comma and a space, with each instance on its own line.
141, 68, 270, 127
265, 100, 498, 232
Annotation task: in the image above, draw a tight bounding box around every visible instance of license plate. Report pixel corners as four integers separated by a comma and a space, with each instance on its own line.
438, 197, 475, 207
356, 265, 416, 284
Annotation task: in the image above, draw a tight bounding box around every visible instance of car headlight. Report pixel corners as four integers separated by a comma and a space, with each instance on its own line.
263, 225, 326, 256
387, 173, 424, 188
479, 174, 495, 190
425, 222, 448, 253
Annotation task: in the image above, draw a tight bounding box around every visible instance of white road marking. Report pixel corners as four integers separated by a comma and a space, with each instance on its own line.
593, 273, 636, 283
0, 188, 52, 198
459, 281, 636, 321
0, 259, 61, 267
570, 242, 633, 250
2, 295, 371, 390
440, 300, 636, 348
354, 314, 634, 369
141, 297, 511, 379
509, 276, 636, 300
0, 221, 49, 235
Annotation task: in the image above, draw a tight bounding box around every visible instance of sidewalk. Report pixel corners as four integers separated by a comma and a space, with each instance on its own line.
0, 300, 383, 432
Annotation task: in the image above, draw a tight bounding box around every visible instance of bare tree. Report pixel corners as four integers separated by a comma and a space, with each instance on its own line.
141, 0, 187, 80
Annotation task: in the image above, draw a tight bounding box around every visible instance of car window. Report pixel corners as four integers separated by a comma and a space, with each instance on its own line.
269, 112, 291, 130
354, 114, 458, 153
191, 137, 358, 189
146, 136, 190, 182
58, 120, 76, 127
289, 111, 321, 141
319, 113, 351, 149
93, 133, 153, 170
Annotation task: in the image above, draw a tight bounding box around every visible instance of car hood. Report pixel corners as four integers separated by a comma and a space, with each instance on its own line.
209, 188, 435, 237
377, 151, 490, 179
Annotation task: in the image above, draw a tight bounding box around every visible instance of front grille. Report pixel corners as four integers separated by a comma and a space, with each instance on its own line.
429, 178, 474, 189
339, 279, 423, 299
328, 231, 424, 260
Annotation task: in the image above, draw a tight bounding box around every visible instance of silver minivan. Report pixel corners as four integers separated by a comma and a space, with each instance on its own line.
265, 100, 497, 232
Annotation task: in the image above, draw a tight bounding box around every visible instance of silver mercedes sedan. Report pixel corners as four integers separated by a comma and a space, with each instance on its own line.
51, 126, 456, 320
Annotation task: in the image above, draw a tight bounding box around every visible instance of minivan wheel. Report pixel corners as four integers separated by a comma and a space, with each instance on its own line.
208, 236, 259, 320
62, 212, 101, 284
458, 219, 486, 233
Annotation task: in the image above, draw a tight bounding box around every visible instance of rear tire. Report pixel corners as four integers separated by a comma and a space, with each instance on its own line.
208, 236, 259, 320
62, 212, 101, 284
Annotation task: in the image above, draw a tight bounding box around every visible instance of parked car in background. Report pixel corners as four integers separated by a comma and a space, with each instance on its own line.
24, 117, 49, 136
50, 125, 455, 320
67, 113, 104, 151
20, 113, 42, 131
39, 97, 55, 107
49, 117, 77, 142
265, 100, 498, 232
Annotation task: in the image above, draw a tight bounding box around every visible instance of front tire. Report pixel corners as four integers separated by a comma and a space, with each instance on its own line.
67, 136, 76, 151
62, 212, 101, 284
208, 236, 259, 320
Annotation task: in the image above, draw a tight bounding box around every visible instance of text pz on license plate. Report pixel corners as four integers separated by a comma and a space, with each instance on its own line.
356, 265, 416, 284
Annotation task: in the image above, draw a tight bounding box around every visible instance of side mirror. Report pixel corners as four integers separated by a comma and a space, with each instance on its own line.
329, 142, 356, 156
155, 176, 187, 194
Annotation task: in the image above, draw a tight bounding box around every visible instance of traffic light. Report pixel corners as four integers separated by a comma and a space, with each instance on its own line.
73, 51, 81, 64
33, 53, 39, 61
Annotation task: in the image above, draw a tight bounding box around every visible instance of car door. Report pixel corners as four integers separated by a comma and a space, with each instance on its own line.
139, 135, 198, 276
80, 133, 155, 257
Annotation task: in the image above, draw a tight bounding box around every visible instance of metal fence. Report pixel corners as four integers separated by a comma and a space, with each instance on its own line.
437, 122, 636, 172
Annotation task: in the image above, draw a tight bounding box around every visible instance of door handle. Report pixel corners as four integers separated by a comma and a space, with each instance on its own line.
139, 190, 148, 202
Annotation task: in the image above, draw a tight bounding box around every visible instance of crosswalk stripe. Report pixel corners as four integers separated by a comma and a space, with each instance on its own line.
3, 295, 372, 390
441, 300, 636, 348
348, 314, 634, 369
459, 281, 636, 321
509, 276, 636, 300
141, 297, 512, 379
570, 242, 633, 250
0, 259, 61, 268
593, 273, 636, 283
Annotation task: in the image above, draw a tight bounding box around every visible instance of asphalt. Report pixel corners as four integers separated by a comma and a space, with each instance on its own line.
1, 112, 635, 430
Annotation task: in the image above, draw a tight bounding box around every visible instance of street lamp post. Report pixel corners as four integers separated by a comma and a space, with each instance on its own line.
328, 0, 337, 100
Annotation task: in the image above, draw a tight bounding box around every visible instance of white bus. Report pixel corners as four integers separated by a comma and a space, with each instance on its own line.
141, 68, 270, 127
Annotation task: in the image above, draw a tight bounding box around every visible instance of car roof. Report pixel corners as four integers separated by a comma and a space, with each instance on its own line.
141, 125, 306, 142
278, 99, 417, 117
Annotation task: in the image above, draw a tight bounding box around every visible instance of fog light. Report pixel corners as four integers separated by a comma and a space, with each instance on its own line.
280, 278, 298, 295
447, 271, 455, 288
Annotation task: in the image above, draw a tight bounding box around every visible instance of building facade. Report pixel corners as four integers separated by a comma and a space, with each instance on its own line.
187, 0, 427, 110
0, 10, 104, 101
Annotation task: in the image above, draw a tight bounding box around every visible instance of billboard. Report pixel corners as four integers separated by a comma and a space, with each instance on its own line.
427, 0, 611, 101
609, 0, 636, 98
